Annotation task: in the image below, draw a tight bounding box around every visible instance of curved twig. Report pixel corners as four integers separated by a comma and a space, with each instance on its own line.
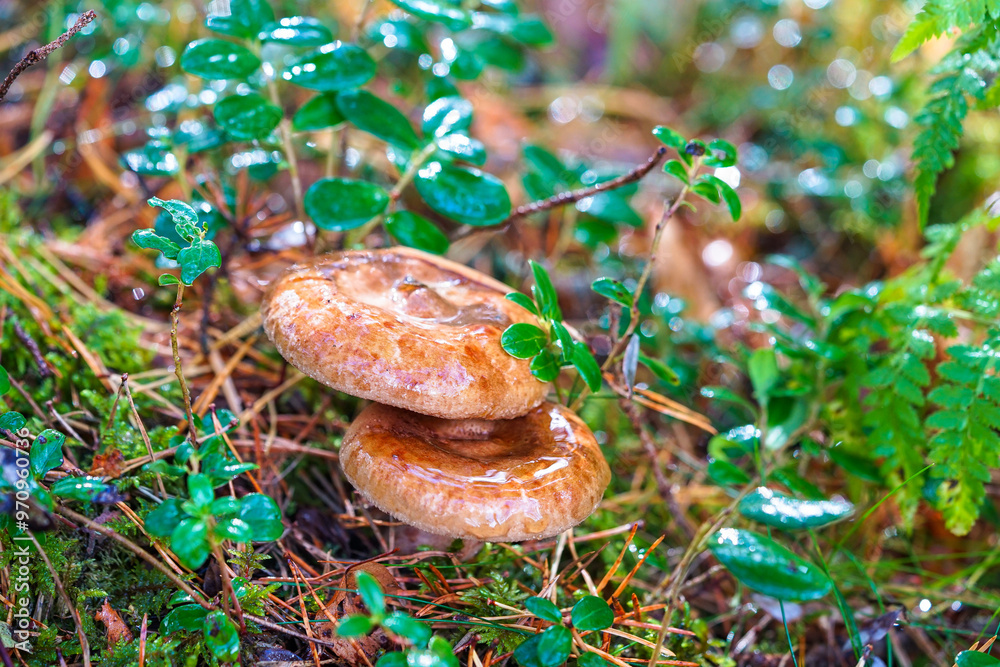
503, 146, 667, 224
0, 10, 97, 103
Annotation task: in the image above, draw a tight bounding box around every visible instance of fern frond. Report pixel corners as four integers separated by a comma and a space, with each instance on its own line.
927, 330, 1000, 535
911, 23, 1000, 227
893, 0, 995, 61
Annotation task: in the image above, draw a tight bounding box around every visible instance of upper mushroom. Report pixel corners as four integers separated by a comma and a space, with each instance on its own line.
339, 401, 611, 542
261, 247, 549, 420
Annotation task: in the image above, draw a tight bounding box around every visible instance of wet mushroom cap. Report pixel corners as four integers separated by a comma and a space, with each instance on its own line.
261, 247, 548, 420
339, 401, 611, 542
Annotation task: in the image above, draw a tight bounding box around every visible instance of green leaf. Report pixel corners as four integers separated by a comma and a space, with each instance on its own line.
148, 197, 200, 241
336, 89, 420, 149
414, 161, 511, 226
214, 93, 282, 141
356, 570, 386, 617
738, 487, 854, 531
652, 126, 686, 150
383, 613, 431, 646
122, 141, 180, 177
283, 43, 377, 91
259, 17, 333, 46
429, 636, 461, 667
203, 610, 240, 662
705, 139, 737, 168
304, 178, 390, 231
145, 498, 186, 538
209, 496, 241, 517
177, 239, 222, 285
436, 134, 487, 166
173, 120, 226, 154
385, 211, 449, 255
592, 277, 633, 307
748, 348, 778, 402
530, 350, 561, 382
571, 342, 602, 392
506, 292, 538, 315
422, 96, 473, 138
30, 429, 65, 478
701, 175, 741, 221
509, 15, 555, 46
0, 365, 8, 396
570, 596, 614, 631
691, 179, 720, 204
956, 651, 1000, 667
388, 0, 471, 30
525, 596, 562, 623
337, 614, 374, 638
161, 604, 208, 633
213, 517, 252, 542
529, 261, 561, 321
514, 626, 573, 667
501, 323, 548, 359
638, 354, 680, 386
187, 473, 214, 510
237, 493, 284, 541
707, 528, 832, 601
890, 10, 944, 62
180, 39, 261, 80
292, 93, 345, 131
50, 476, 114, 503
662, 159, 689, 184
0, 410, 26, 431
707, 459, 751, 486
378, 652, 409, 667
158, 274, 180, 286
578, 653, 609, 667
550, 321, 574, 354
205, 0, 274, 38
132, 229, 180, 260
171, 517, 212, 569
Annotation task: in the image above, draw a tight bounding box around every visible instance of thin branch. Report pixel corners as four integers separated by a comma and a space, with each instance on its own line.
453, 147, 667, 241
503, 146, 666, 224
0, 10, 97, 103
243, 613, 344, 649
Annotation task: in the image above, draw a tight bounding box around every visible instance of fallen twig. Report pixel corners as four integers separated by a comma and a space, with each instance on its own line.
0, 10, 97, 103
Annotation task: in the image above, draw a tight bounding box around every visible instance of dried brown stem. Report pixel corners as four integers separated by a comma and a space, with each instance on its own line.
503, 146, 666, 224
11, 316, 50, 377
171, 283, 198, 445
0, 10, 97, 103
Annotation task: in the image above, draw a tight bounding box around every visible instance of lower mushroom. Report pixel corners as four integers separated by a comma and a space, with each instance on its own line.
339, 401, 611, 542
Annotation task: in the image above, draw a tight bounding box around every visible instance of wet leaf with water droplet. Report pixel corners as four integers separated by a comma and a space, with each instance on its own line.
739, 487, 854, 531
414, 161, 510, 227
181, 39, 260, 80
284, 43, 376, 91
304, 178, 389, 231
708, 528, 832, 601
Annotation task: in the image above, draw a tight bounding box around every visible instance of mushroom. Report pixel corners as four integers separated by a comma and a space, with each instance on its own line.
339, 401, 611, 542
261, 247, 548, 420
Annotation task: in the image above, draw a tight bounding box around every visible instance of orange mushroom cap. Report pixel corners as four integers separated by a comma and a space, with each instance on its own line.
339, 401, 610, 542
261, 247, 548, 420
